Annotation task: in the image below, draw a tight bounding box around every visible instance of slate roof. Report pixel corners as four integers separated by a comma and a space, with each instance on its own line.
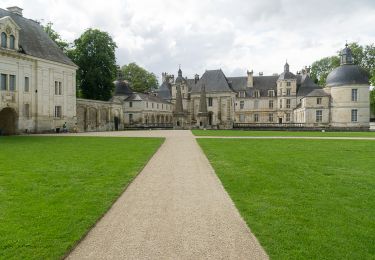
326, 64, 369, 87
191, 69, 234, 93
157, 81, 172, 100
124, 93, 171, 104
0, 8, 76, 66
113, 80, 133, 96
296, 74, 321, 97
278, 71, 296, 80
227, 77, 247, 91
305, 89, 330, 97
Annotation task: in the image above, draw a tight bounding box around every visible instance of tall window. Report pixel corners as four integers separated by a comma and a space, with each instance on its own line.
54, 81, 62, 95
239, 91, 245, 98
24, 77, 29, 92
286, 113, 291, 122
9, 35, 15, 49
1, 74, 7, 90
254, 100, 259, 109
129, 101, 133, 107
1, 32, 7, 48
254, 90, 260, 98
269, 100, 273, 109
208, 97, 213, 107
146, 102, 148, 108
157, 104, 159, 109
316, 110, 322, 122
239, 114, 245, 122
286, 81, 291, 87
317, 98, 322, 105
351, 89, 358, 101
280, 100, 282, 109
286, 89, 291, 96
254, 114, 259, 122
240, 101, 244, 109
351, 109, 358, 122
268, 90, 274, 97
54, 106, 62, 118
286, 99, 291, 108
24, 104, 30, 119
129, 114, 133, 122
9, 75, 16, 91
269, 113, 273, 122
152, 103, 154, 108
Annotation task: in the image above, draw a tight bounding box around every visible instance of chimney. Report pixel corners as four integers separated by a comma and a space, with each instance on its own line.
259, 72, 263, 76
194, 74, 200, 84
162, 72, 167, 83
247, 70, 253, 87
7, 6, 23, 16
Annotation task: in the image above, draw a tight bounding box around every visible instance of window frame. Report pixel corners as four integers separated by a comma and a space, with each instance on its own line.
208, 97, 213, 107
317, 97, 322, 105
240, 100, 244, 109
269, 100, 274, 109
24, 76, 29, 92
351, 89, 358, 102
351, 109, 358, 122
9, 75, 16, 91
254, 113, 259, 122
9, 35, 15, 49
54, 106, 62, 118
1, 74, 7, 90
286, 99, 291, 109
316, 110, 322, 122
1, 32, 7, 48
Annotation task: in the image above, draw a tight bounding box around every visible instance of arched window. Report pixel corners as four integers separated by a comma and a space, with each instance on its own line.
1, 32, 7, 48
9, 35, 15, 49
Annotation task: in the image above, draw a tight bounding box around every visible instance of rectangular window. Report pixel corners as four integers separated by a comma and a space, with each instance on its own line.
316, 110, 322, 122
269, 100, 273, 109
24, 77, 29, 92
280, 100, 282, 109
129, 114, 133, 122
286, 89, 291, 96
129, 101, 133, 107
1, 74, 7, 90
9, 75, 16, 91
268, 90, 274, 97
286, 82, 291, 87
269, 113, 273, 122
286, 99, 291, 108
157, 104, 159, 109
24, 104, 30, 119
54, 106, 62, 118
239, 91, 245, 98
286, 113, 291, 122
254, 91, 260, 98
351, 109, 358, 122
162, 104, 164, 109
351, 89, 358, 101
254, 100, 259, 109
240, 101, 244, 109
59, 82, 62, 95
317, 98, 322, 105
208, 97, 213, 107
152, 103, 154, 108
55, 81, 58, 95
239, 114, 245, 122
254, 114, 259, 122
146, 102, 148, 108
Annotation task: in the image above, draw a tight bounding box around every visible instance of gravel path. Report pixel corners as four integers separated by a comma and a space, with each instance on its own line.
66, 130, 268, 260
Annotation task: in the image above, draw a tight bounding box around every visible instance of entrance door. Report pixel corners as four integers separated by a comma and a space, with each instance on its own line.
0, 107, 17, 135
208, 112, 213, 125
114, 116, 119, 131
278, 117, 283, 124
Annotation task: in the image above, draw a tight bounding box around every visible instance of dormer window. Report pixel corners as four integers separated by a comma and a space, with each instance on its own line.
1, 32, 7, 48
9, 35, 15, 49
239, 91, 245, 98
268, 90, 274, 97
254, 90, 260, 98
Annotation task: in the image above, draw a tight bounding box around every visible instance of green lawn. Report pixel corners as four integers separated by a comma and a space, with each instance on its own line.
197, 138, 375, 259
193, 129, 375, 137
0, 136, 163, 259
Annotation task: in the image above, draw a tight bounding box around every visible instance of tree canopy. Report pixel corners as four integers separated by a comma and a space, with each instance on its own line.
41, 22, 70, 53
70, 29, 117, 101
310, 42, 375, 86
121, 63, 158, 93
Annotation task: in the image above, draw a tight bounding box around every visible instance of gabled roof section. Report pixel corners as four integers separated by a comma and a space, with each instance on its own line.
124, 93, 171, 104
297, 74, 321, 97
0, 16, 21, 30
0, 8, 76, 67
227, 77, 247, 91
305, 89, 330, 97
157, 81, 172, 101
191, 69, 234, 93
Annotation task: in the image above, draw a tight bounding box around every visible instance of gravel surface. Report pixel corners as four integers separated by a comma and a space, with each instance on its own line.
66, 130, 268, 260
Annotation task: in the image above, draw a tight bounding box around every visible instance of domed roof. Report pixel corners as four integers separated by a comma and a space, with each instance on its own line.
278, 62, 296, 80
326, 44, 368, 87
326, 65, 368, 87
114, 80, 133, 96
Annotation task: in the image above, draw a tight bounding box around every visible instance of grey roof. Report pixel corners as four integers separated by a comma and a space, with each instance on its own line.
243, 75, 278, 97
157, 81, 172, 100
0, 8, 76, 67
326, 64, 369, 87
305, 89, 330, 97
297, 74, 321, 97
191, 69, 234, 93
174, 86, 184, 113
278, 71, 296, 80
227, 77, 247, 91
113, 80, 133, 96
124, 93, 171, 104
186, 79, 196, 91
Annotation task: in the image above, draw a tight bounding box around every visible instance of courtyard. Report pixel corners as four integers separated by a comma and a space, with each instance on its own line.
0, 130, 374, 259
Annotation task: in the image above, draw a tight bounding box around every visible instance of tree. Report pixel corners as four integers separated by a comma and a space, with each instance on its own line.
70, 29, 117, 101
41, 22, 70, 53
310, 56, 340, 86
121, 63, 158, 93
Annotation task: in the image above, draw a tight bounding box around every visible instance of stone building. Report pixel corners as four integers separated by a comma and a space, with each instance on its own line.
0, 6, 77, 134
158, 44, 370, 130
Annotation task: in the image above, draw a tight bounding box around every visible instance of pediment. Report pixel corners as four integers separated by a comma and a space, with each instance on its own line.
0, 16, 21, 33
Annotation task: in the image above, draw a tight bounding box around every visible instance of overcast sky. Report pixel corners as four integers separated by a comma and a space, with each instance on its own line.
2, 0, 375, 81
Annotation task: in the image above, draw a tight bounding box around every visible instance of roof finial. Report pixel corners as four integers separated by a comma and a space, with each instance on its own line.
345, 40, 348, 48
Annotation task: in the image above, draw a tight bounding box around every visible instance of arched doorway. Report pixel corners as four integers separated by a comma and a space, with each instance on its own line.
0, 107, 17, 135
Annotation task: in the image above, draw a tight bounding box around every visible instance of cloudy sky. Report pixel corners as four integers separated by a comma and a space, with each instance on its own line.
2, 0, 375, 81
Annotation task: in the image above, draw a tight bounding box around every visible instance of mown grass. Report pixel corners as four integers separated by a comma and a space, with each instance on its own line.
193, 129, 375, 137
197, 138, 375, 259
0, 136, 163, 259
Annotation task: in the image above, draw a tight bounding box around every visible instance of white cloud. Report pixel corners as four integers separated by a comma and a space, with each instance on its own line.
2, 0, 375, 81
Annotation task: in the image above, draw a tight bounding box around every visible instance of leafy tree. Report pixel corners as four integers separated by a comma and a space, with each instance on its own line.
41, 22, 70, 53
310, 56, 340, 86
121, 63, 158, 93
70, 29, 117, 101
